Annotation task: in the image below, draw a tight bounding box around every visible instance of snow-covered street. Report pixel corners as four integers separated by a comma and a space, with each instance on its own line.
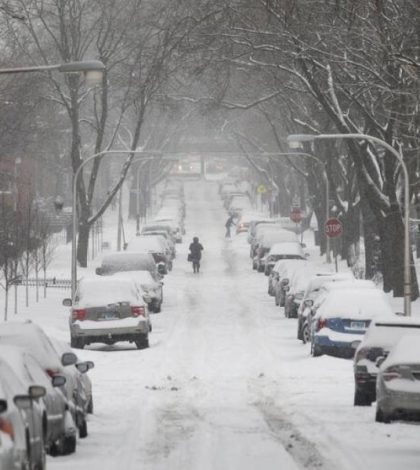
10, 179, 420, 470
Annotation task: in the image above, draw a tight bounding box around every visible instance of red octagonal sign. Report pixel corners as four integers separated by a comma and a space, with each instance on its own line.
290, 208, 303, 223
324, 217, 343, 238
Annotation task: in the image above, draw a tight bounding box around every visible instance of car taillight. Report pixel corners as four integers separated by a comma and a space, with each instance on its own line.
0, 417, 14, 440
383, 367, 402, 381
46, 369, 58, 378
316, 318, 327, 332
131, 306, 145, 317
72, 308, 86, 320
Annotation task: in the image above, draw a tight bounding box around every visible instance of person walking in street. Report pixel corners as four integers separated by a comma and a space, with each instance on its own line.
189, 236, 204, 273
225, 214, 236, 238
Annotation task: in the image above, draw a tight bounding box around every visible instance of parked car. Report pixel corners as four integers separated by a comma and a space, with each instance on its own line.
272, 259, 309, 307
64, 276, 151, 350
50, 338, 94, 416
113, 270, 163, 313
253, 231, 299, 271
96, 251, 163, 280
283, 267, 331, 319
262, 240, 307, 275
247, 219, 276, 245
0, 321, 88, 441
141, 224, 177, 244
310, 287, 393, 358
297, 272, 354, 342
0, 344, 76, 456
353, 316, 420, 406
152, 217, 184, 241
0, 355, 46, 470
126, 236, 172, 273
375, 335, 420, 423
140, 230, 177, 259
250, 223, 285, 258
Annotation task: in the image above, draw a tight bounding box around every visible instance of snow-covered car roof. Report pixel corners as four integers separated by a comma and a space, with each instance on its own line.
272, 258, 308, 276
0, 321, 61, 370
126, 236, 164, 253
75, 277, 142, 307
317, 288, 393, 319
303, 272, 354, 299
98, 252, 156, 274
112, 271, 158, 291
381, 335, 420, 369
268, 241, 303, 256
357, 316, 420, 350
289, 266, 332, 294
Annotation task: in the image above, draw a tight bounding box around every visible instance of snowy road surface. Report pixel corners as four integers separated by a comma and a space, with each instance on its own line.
17, 180, 420, 470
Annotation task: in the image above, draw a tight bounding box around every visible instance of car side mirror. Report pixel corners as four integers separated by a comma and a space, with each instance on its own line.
75, 362, 89, 374
157, 263, 166, 275
61, 352, 78, 366
14, 395, 32, 410
376, 356, 386, 368
0, 399, 7, 413
304, 299, 314, 307
281, 279, 289, 286
142, 294, 152, 304
62, 298, 72, 307
86, 361, 95, 370
95, 267, 103, 275
28, 385, 46, 399
52, 375, 66, 387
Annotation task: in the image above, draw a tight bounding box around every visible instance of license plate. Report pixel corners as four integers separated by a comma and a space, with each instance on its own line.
350, 321, 365, 329
100, 312, 118, 320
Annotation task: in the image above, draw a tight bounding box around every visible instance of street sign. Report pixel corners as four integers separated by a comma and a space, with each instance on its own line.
324, 217, 343, 238
290, 207, 303, 223
257, 184, 267, 194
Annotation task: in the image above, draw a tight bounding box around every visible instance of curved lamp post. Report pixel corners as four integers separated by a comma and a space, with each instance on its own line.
71, 150, 160, 300
0, 60, 105, 85
287, 133, 411, 316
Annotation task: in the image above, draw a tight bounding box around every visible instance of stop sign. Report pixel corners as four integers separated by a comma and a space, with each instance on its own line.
324, 217, 343, 238
290, 208, 302, 223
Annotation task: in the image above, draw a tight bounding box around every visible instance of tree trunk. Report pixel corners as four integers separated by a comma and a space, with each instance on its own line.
77, 222, 90, 268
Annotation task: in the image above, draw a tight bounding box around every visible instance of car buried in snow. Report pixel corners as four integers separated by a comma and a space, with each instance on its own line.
64, 276, 152, 350
375, 335, 420, 423
353, 316, 420, 407
309, 287, 393, 358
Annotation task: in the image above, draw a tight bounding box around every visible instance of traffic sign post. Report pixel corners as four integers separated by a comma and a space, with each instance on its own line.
324, 217, 343, 271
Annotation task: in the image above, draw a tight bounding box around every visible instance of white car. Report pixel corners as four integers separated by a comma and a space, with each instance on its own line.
353, 316, 420, 406
112, 270, 164, 313
65, 276, 152, 350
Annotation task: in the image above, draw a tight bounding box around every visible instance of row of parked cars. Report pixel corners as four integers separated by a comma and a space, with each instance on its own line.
0, 321, 94, 469
64, 179, 186, 351
229, 186, 420, 425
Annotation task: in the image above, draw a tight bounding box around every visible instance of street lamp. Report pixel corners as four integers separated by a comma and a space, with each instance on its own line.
258, 152, 331, 263
287, 133, 411, 316
0, 60, 105, 85
71, 150, 159, 300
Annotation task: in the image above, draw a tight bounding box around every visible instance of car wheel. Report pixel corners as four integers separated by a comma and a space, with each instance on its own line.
62, 434, 77, 455
302, 324, 310, 344
252, 262, 257, 270
284, 303, 290, 318
297, 321, 303, 340
153, 300, 161, 313
354, 389, 373, 406
79, 418, 88, 439
375, 406, 391, 423
275, 294, 279, 306
70, 336, 85, 349
257, 264, 264, 273
311, 340, 323, 357
135, 334, 149, 350
34, 448, 46, 470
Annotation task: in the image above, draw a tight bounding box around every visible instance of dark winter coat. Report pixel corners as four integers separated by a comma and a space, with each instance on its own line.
189, 241, 204, 260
